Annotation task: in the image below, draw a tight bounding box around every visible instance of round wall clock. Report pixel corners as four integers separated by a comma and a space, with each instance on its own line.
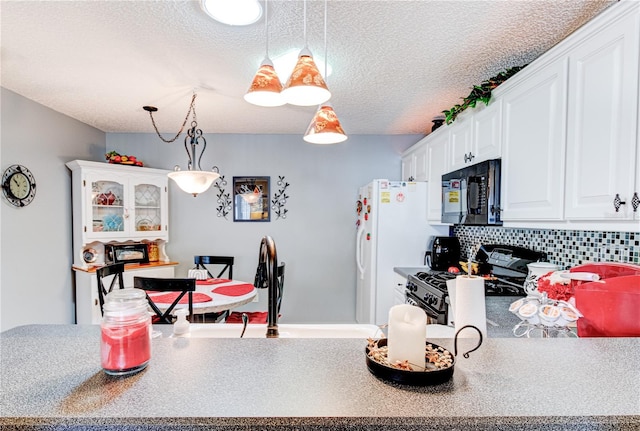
2, 164, 36, 207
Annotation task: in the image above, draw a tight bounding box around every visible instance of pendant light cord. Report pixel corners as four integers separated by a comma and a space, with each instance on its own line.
323, 0, 328, 81
265, 0, 270, 57
303, 0, 307, 48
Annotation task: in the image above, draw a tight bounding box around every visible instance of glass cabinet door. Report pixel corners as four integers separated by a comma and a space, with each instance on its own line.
133, 182, 163, 234
90, 179, 125, 234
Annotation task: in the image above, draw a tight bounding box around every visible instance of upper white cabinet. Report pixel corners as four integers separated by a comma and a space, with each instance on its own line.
401, 144, 428, 181
447, 114, 473, 171
500, 57, 568, 221
66, 160, 170, 268
564, 11, 640, 221
426, 130, 449, 222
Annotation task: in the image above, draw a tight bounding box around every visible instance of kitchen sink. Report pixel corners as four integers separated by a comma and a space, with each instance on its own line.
169, 323, 384, 338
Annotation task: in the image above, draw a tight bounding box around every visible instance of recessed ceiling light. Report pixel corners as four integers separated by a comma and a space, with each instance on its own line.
201, 0, 263, 26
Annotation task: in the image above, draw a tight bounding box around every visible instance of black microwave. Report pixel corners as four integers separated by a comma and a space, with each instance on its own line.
105, 242, 149, 265
441, 159, 502, 225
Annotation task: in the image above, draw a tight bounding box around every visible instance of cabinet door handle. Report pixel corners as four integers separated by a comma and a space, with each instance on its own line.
613, 194, 626, 212
464, 152, 475, 163
632, 192, 639, 212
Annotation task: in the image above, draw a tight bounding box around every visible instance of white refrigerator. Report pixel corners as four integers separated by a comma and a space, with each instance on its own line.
355, 180, 448, 325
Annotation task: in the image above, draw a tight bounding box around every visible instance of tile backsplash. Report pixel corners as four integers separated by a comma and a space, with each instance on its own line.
453, 226, 639, 269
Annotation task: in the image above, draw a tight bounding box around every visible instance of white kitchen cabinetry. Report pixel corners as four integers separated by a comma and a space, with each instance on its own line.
447, 114, 473, 171
401, 144, 428, 181
67, 160, 170, 268
75, 265, 176, 324
500, 57, 568, 221
427, 129, 449, 223
393, 273, 408, 306
447, 101, 502, 172
564, 11, 640, 221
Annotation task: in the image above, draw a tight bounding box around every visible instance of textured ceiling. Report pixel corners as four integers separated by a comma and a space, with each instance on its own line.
1, 0, 616, 136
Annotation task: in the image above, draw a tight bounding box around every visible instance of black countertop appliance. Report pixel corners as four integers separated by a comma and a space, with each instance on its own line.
425, 236, 461, 271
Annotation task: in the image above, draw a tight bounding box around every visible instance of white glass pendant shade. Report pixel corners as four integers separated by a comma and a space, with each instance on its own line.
304, 104, 347, 144
244, 58, 285, 107
281, 48, 331, 106
168, 170, 220, 197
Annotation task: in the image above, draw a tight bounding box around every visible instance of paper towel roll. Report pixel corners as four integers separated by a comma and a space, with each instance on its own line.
454, 275, 487, 339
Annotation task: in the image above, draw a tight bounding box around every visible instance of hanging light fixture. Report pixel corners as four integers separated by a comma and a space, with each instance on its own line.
281, 0, 331, 107
143, 94, 220, 197
244, 0, 284, 107
304, 0, 347, 144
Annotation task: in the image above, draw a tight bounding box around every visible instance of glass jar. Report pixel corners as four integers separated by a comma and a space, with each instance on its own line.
101, 288, 151, 376
147, 241, 159, 262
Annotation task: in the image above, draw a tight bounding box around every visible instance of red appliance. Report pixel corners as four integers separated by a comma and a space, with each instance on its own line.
572, 263, 640, 337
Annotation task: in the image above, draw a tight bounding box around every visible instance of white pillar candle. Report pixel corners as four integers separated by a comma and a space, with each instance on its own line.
454, 275, 487, 339
387, 304, 427, 371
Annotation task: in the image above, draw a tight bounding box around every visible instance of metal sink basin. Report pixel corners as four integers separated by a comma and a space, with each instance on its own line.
170, 323, 384, 338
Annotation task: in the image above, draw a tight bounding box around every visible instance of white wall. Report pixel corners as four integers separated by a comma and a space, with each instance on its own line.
0, 88, 105, 331
108, 133, 419, 322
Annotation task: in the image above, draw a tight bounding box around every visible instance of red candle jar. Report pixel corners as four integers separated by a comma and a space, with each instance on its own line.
101, 288, 151, 376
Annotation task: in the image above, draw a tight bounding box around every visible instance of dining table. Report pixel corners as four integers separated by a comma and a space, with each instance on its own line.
146, 278, 257, 316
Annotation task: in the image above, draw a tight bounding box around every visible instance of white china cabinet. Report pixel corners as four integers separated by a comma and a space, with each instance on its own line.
67, 160, 177, 324
564, 10, 640, 221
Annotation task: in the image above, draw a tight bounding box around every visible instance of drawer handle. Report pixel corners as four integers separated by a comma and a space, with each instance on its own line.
632, 192, 639, 212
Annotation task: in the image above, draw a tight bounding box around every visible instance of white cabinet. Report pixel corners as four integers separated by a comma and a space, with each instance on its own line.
401, 144, 428, 181
427, 130, 449, 222
472, 100, 502, 164
67, 160, 170, 268
447, 115, 473, 171
75, 264, 176, 324
393, 272, 408, 306
564, 11, 640, 221
447, 101, 502, 171
500, 57, 568, 221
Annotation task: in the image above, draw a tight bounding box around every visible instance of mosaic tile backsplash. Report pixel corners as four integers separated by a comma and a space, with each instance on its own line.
453, 226, 639, 269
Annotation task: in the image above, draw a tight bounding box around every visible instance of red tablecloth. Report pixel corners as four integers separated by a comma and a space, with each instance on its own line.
212, 283, 254, 297
150, 292, 212, 304
196, 278, 231, 285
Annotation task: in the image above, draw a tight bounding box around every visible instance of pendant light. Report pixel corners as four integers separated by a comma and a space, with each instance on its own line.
244, 0, 285, 107
143, 93, 220, 197
304, 0, 347, 144
281, 0, 331, 107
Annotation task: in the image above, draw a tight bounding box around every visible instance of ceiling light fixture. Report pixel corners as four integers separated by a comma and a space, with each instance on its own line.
281, 0, 331, 107
200, 0, 262, 26
304, 0, 347, 144
143, 93, 220, 197
244, 0, 284, 107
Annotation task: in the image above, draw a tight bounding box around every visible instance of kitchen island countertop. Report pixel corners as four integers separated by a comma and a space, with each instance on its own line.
1, 324, 638, 430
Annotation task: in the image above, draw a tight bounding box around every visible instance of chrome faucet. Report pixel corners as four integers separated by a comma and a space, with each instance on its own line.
257, 235, 280, 338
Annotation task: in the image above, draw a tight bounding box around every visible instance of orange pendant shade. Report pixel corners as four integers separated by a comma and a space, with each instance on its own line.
244, 60, 285, 107
304, 104, 347, 144
282, 51, 331, 106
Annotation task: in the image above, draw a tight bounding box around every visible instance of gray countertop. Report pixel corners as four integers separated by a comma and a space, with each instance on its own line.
1, 324, 639, 430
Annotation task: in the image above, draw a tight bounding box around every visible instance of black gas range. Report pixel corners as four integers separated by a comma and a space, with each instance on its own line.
405, 244, 548, 324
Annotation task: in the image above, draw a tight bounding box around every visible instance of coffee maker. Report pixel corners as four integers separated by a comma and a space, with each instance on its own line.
425, 236, 461, 271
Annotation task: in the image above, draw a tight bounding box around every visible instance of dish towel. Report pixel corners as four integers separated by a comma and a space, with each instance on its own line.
196, 278, 231, 285
226, 311, 268, 324
150, 292, 212, 304
212, 283, 254, 296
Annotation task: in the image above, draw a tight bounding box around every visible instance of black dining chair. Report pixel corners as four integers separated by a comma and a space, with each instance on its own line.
193, 255, 234, 279
226, 262, 285, 324
133, 276, 196, 324
96, 262, 126, 316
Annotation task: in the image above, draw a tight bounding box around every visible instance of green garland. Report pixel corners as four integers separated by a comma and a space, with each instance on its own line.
442, 65, 527, 124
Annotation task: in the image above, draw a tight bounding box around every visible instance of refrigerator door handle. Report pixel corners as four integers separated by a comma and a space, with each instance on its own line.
356, 224, 366, 279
